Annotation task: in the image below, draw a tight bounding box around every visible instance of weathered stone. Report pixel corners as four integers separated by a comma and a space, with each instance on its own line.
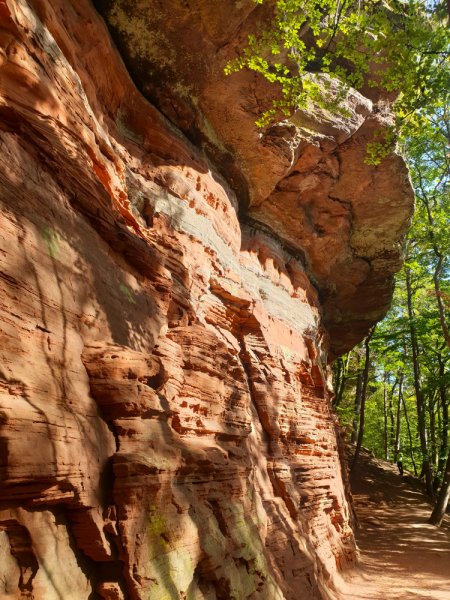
0, 0, 411, 598
94, 0, 414, 355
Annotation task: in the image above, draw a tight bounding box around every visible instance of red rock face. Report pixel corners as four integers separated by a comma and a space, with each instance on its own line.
0, 0, 404, 599
94, 0, 415, 357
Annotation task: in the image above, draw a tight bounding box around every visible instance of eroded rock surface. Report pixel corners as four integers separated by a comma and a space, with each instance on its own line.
94, 0, 414, 356
0, 0, 411, 598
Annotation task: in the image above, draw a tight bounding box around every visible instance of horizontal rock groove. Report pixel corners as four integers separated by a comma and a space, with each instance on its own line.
0, 0, 410, 598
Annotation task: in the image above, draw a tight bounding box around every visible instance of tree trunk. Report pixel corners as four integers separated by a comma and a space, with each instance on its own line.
333, 352, 350, 408
429, 228, 450, 492
389, 396, 396, 450
438, 354, 449, 479
404, 398, 418, 476
333, 357, 342, 397
351, 369, 363, 444
388, 376, 398, 450
425, 199, 450, 352
429, 393, 439, 490
406, 268, 434, 497
441, 397, 449, 475
434, 255, 450, 350
351, 328, 375, 474
383, 379, 389, 461
429, 452, 450, 526
394, 371, 403, 462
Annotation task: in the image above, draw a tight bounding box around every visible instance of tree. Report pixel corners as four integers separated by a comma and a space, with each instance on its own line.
383, 374, 389, 461
248, 0, 450, 521
351, 327, 376, 474
394, 371, 404, 462
406, 266, 434, 497
401, 105, 450, 514
403, 395, 418, 476
335, 253, 449, 495
332, 352, 352, 408
429, 453, 450, 525
226, 0, 450, 162
351, 364, 363, 444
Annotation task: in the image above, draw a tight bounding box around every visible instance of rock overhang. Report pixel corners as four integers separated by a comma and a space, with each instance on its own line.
93, 0, 415, 358
0, 0, 374, 596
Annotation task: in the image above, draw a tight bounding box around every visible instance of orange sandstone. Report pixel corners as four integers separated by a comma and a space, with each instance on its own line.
0, 0, 412, 598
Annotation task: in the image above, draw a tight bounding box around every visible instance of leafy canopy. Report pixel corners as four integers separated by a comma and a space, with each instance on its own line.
225, 0, 450, 163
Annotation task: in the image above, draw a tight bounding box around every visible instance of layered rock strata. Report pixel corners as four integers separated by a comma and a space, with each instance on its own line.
94, 0, 415, 357
0, 1, 412, 599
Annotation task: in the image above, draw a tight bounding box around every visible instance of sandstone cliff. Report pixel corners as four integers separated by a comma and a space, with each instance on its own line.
0, 1, 413, 599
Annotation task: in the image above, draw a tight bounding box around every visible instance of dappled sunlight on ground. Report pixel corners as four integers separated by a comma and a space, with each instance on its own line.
335, 450, 450, 600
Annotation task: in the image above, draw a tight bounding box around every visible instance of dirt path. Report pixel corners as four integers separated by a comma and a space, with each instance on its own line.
337, 450, 450, 600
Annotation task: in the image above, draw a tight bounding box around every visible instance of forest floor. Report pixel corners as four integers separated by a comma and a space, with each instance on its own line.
337, 449, 450, 600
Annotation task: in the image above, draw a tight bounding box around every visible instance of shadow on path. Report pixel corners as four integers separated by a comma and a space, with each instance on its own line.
337, 450, 450, 600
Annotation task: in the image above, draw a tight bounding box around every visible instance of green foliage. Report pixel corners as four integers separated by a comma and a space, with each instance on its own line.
226, 0, 450, 163
120, 284, 136, 304
41, 227, 61, 259
336, 103, 450, 485
226, 0, 450, 489
365, 126, 397, 165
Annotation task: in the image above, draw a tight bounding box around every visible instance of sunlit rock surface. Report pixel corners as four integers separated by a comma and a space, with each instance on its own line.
95, 0, 415, 357
0, 0, 412, 598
